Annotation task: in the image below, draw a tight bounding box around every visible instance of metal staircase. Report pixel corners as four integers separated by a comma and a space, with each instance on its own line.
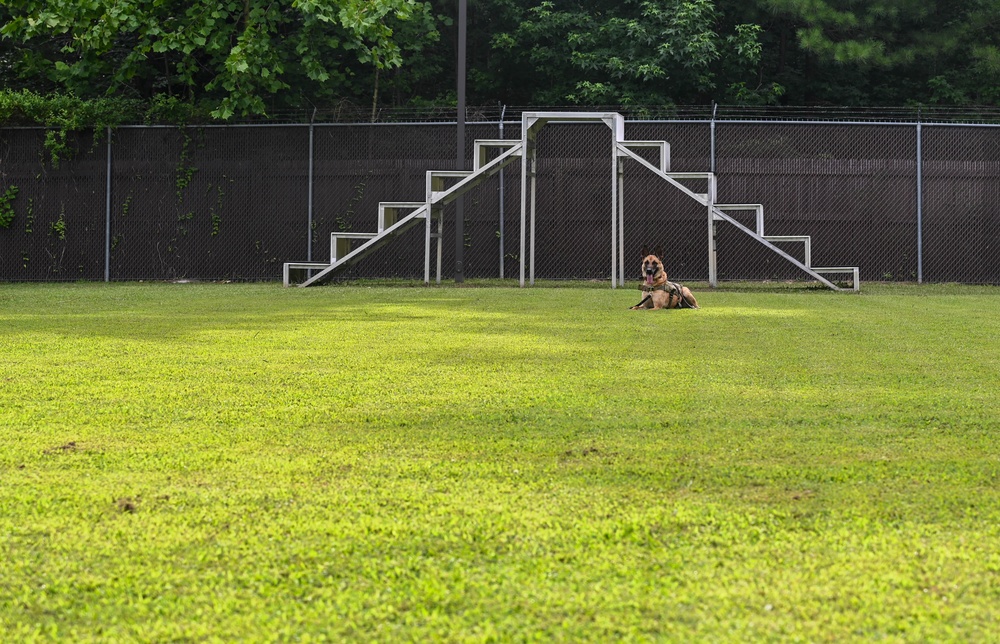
614, 143, 859, 291
284, 111, 858, 291
283, 141, 522, 287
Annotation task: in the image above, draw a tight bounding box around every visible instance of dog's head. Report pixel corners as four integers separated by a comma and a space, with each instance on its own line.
640, 246, 666, 286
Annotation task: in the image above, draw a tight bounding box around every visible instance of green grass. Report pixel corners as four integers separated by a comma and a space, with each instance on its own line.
2, 281, 1000, 641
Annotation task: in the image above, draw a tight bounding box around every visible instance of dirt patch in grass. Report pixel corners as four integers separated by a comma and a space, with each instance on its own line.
115, 497, 139, 513
44, 441, 81, 454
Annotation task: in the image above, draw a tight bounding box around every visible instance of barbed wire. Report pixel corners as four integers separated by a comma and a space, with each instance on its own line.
246, 102, 1000, 125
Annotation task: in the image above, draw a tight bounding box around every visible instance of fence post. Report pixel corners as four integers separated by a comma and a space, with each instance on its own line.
105, 126, 112, 282
916, 111, 923, 283
308, 120, 315, 262
709, 103, 717, 286
498, 104, 506, 278
710, 102, 717, 173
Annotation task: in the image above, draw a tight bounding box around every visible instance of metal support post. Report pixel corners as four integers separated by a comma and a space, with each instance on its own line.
436, 207, 444, 284
519, 135, 529, 287
611, 149, 618, 288
529, 152, 537, 286
307, 121, 314, 262
104, 126, 112, 282
618, 157, 625, 286
709, 103, 718, 287
519, 117, 539, 288
425, 203, 433, 284
498, 104, 506, 278
708, 174, 718, 287
916, 117, 924, 283
710, 102, 717, 174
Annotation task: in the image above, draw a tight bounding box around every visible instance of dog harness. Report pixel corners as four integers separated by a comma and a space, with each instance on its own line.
640, 280, 696, 309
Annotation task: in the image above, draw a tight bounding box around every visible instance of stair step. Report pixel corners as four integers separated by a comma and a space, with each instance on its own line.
427, 170, 473, 200
660, 173, 716, 206
764, 235, 811, 267
331, 232, 377, 262
812, 267, 860, 292
619, 140, 670, 172
378, 202, 427, 232
812, 266, 858, 273
664, 172, 712, 179
715, 204, 765, 235
331, 232, 378, 239
283, 262, 331, 288
474, 139, 521, 170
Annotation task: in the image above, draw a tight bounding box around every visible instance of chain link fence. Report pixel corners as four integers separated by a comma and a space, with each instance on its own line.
2, 116, 999, 284
714, 123, 918, 284
109, 125, 310, 281
923, 126, 1000, 283
0, 129, 107, 281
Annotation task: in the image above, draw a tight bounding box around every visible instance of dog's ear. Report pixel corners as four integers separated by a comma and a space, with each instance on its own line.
654, 245, 664, 260
640, 245, 649, 258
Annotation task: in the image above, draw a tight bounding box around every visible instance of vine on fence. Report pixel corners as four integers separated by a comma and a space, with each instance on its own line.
49, 212, 67, 241
177, 211, 195, 236
210, 184, 225, 237
0, 186, 19, 227
44, 205, 69, 275
175, 130, 199, 201
24, 198, 34, 234
338, 180, 368, 232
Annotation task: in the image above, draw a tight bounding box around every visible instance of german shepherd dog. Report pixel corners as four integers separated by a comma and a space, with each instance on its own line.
629, 246, 699, 310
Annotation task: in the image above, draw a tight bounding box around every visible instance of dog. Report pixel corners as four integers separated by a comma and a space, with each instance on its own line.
629, 246, 699, 310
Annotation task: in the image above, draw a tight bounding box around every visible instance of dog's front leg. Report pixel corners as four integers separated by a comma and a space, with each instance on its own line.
629, 293, 652, 310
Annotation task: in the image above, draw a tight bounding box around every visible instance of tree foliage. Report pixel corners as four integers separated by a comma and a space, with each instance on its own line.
763, 0, 1000, 104
2, 0, 1000, 117
0, 0, 438, 118
487, 0, 779, 106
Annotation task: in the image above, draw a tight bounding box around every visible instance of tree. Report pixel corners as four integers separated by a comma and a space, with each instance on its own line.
762, 0, 1000, 104
0, 0, 440, 118
485, 0, 778, 106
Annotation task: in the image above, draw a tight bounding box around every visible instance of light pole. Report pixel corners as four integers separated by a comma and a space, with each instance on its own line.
454, 0, 467, 283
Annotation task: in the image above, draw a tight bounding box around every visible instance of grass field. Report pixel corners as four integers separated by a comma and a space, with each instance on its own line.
2, 281, 1000, 641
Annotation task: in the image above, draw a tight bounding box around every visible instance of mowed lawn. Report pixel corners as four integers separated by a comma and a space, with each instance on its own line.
2, 281, 999, 641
